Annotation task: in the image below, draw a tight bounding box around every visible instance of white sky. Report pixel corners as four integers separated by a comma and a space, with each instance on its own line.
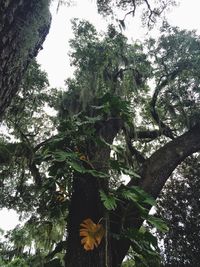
1, 0, 200, 232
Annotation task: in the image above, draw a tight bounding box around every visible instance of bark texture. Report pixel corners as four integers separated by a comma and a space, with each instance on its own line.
66, 173, 110, 267
0, 0, 51, 118
65, 119, 123, 267
140, 124, 200, 198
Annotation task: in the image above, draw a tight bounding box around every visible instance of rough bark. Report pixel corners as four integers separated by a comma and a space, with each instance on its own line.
65, 119, 123, 267
65, 144, 112, 267
0, 0, 51, 118
66, 173, 111, 267
140, 124, 200, 198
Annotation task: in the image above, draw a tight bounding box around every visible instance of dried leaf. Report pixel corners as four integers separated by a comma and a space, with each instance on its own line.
80, 218, 105, 251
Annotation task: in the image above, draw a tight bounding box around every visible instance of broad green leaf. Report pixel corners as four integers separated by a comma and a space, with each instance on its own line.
68, 160, 86, 173
145, 215, 169, 232
122, 227, 161, 266
99, 190, 117, 210
121, 186, 156, 207
110, 160, 140, 178
121, 189, 139, 202
120, 168, 141, 179
130, 186, 156, 207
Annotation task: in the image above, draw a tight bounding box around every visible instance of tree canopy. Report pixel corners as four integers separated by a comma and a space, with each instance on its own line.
0, 13, 200, 267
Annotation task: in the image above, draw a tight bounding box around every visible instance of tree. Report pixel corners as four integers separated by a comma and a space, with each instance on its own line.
96, 0, 176, 27
156, 156, 200, 266
0, 0, 51, 118
0, 20, 200, 267
0, 0, 175, 119
0, 60, 63, 267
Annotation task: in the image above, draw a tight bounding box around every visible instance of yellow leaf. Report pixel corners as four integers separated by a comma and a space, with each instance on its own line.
80, 218, 105, 251
79, 155, 87, 161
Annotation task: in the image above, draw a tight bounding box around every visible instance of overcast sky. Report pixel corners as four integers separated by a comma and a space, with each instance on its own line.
1, 0, 200, 232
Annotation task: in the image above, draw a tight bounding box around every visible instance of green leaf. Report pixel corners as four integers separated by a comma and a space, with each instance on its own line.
145, 215, 169, 232
99, 190, 117, 210
130, 186, 156, 207
110, 144, 125, 155
122, 227, 161, 266
121, 186, 156, 207
121, 189, 139, 202
52, 150, 77, 162
68, 160, 86, 173
109, 160, 140, 178
120, 168, 141, 179
87, 169, 109, 178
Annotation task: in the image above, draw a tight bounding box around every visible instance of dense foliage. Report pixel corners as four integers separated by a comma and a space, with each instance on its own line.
157, 156, 200, 266
0, 18, 200, 266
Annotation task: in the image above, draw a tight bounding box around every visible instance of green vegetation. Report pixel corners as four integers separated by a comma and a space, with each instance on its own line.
157, 156, 200, 266
0, 4, 200, 267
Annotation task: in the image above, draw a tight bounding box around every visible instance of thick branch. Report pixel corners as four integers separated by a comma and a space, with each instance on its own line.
136, 129, 161, 140
113, 124, 200, 266
140, 123, 200, 198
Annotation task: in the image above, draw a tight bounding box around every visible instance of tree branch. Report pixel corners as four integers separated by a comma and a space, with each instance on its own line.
136, 129, 161, 140
150, 71, 179, 139
123, 127, 146, 164
29, 162, 42, 187
113, 123, 200, 266
140, 123, 200, 198
45, 241, 67, 261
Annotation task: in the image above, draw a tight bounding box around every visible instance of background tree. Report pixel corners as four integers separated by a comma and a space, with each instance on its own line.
0, 20, 200, 267
156, 156, 200, 267
97, 0, 176, 27
0, 60, 64, 267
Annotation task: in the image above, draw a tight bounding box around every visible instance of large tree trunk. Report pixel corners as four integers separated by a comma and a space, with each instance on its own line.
65, 143, 113, 267
0, 0, 51, 118
65, 119, 123, 267
66, 173, 112, 267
